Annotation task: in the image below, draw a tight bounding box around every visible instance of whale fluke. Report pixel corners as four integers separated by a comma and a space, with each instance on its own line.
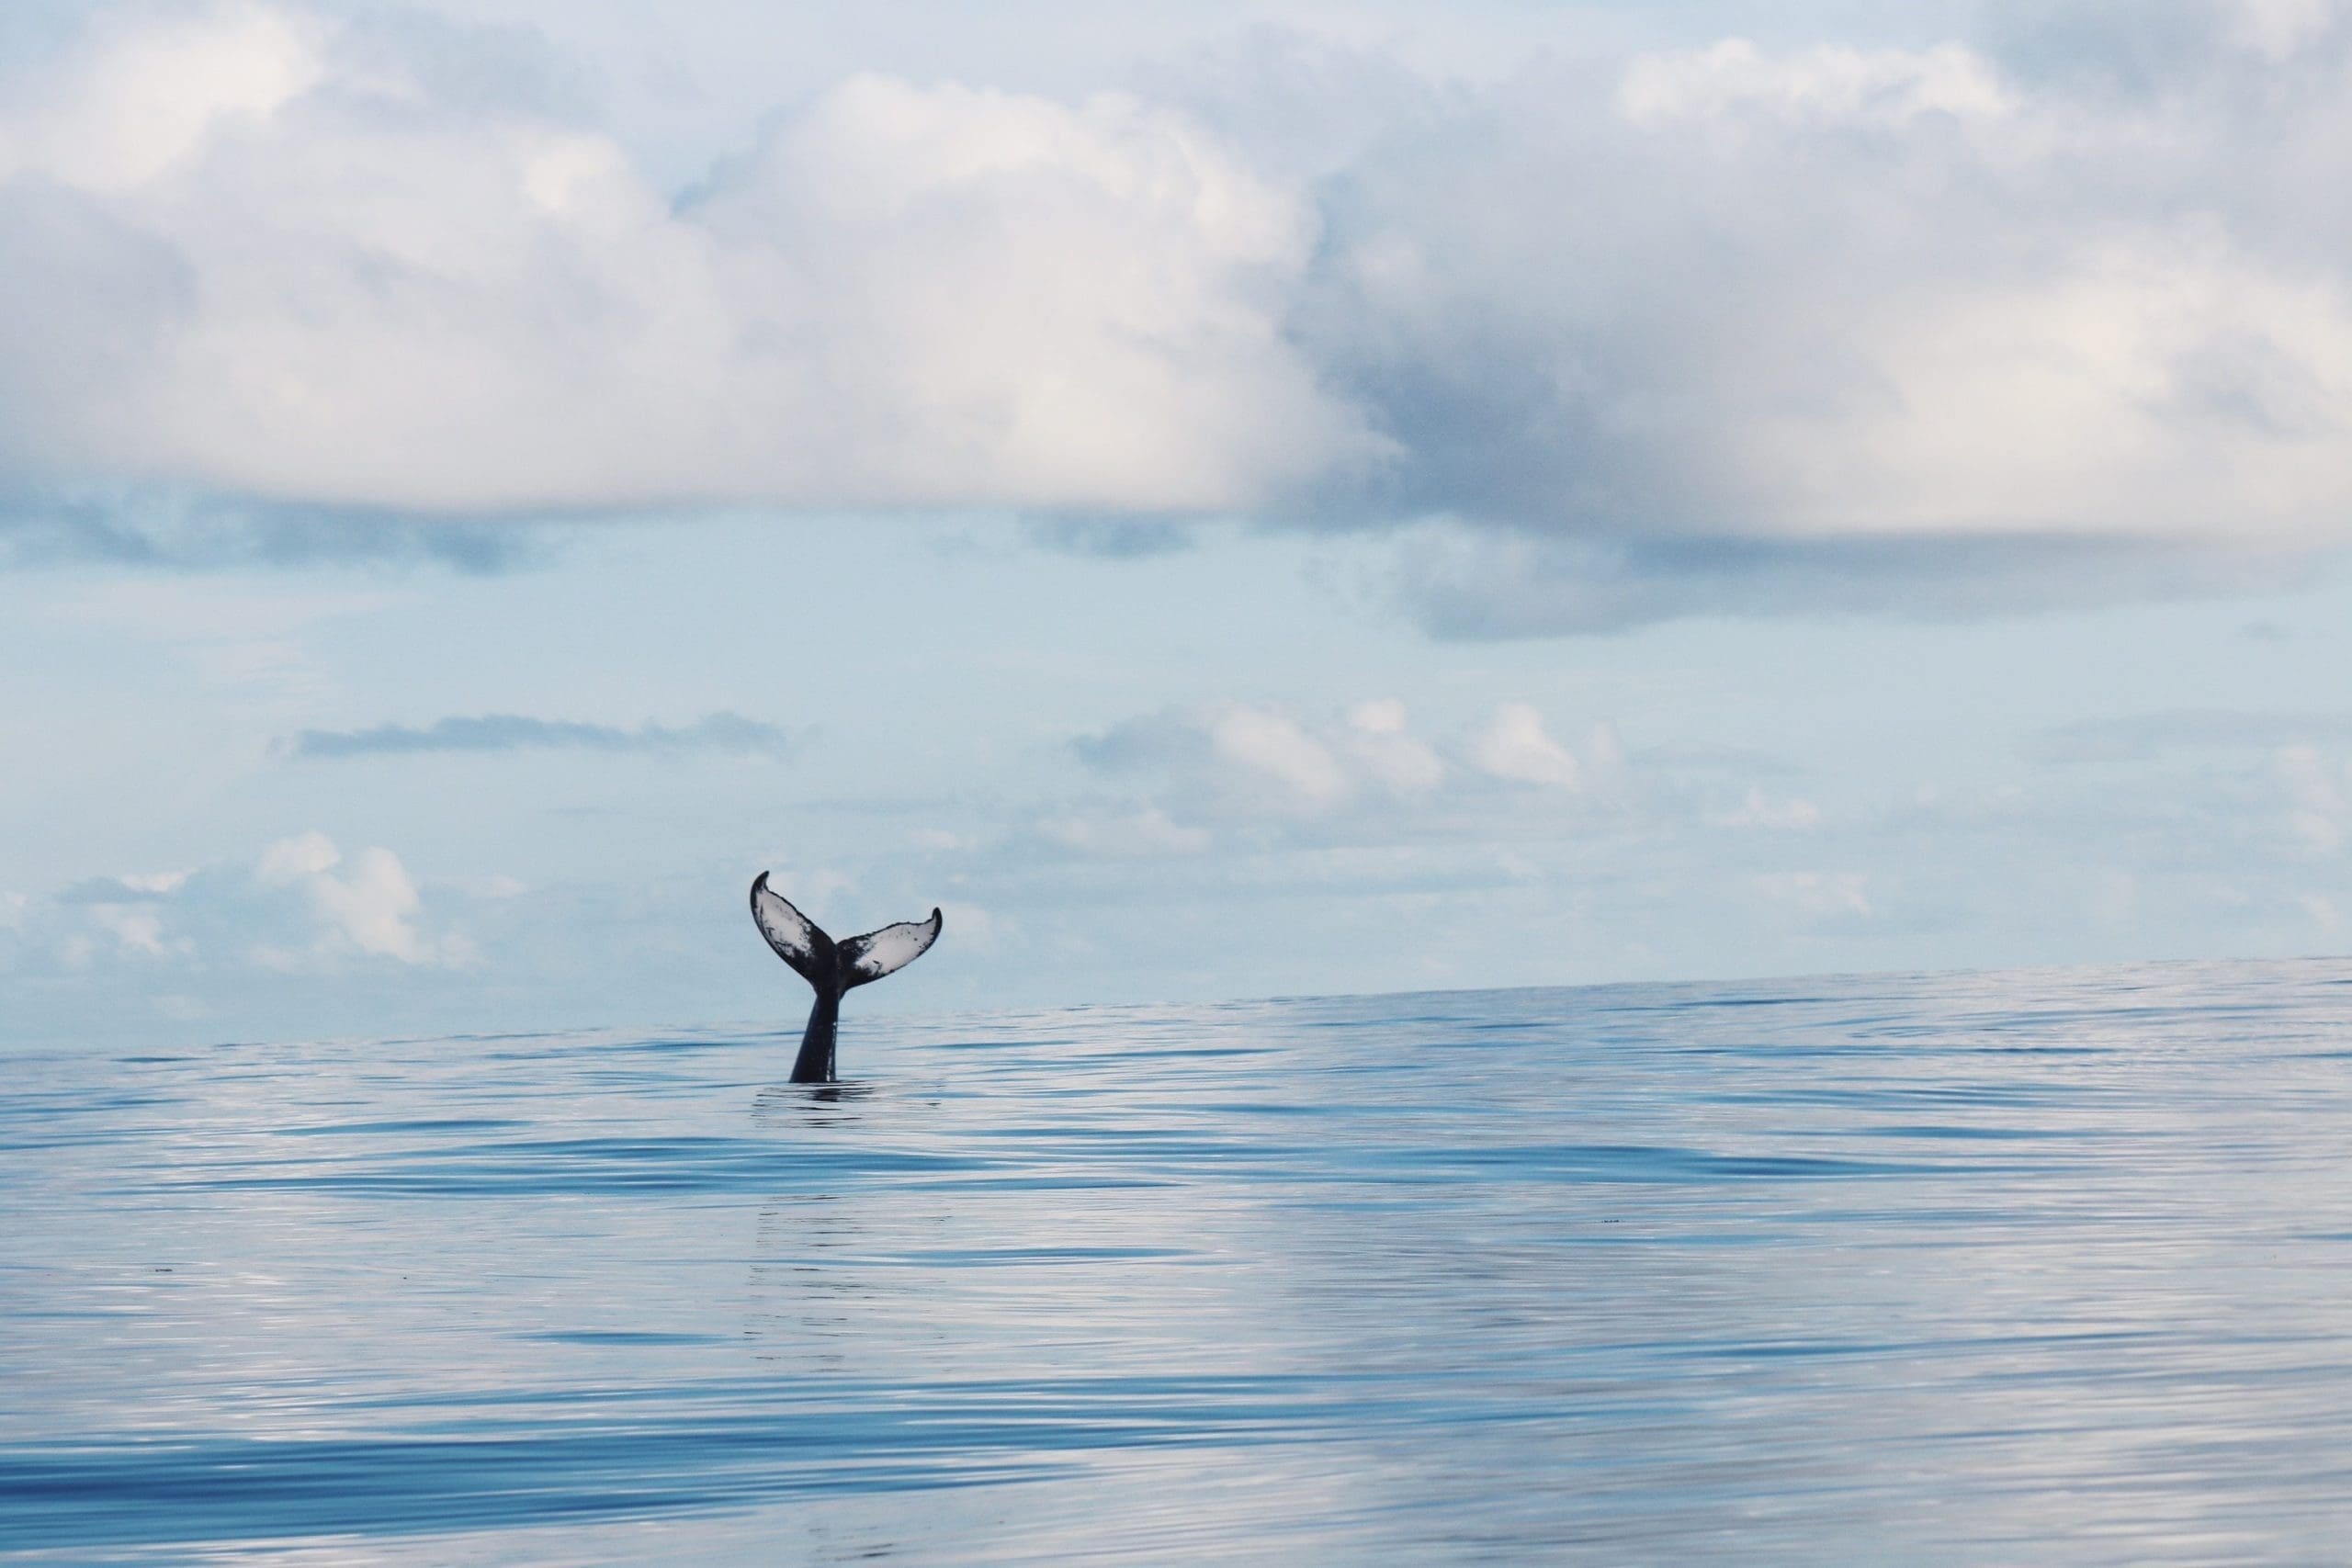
750, 872, 942, 1083
841, 915, 944, 987
750, 875, 828, 985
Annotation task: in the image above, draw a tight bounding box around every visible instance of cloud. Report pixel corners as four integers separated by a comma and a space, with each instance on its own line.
1294, 20, 2352, 536
1708, 787, 1823, 830
6, 831, 474, 979
254, 830, 468, 964
1, 4, 323, 193
2025, 709, 2352, 763
1617, 39, 2016, 130
288, 711, 798, 760
1076, 697, 1451, 821
0, 7, 1373, 517
1019, 513, 1197, 559
1207, 705, 1351, 807
0, 485, 547, 571
2278, 745, 2352, 855
1038, 807, 1213, 859
1469, 703, 1582, 788
1269, 15, 2352, 626
85, 903, 184, 958
1634, 741, 1808, 778
1371, 529, 2320, 637
5, 5, 2352, 627
1343, 698, 1446, 795
53, 870, 191, 904
1052, 696, 1681, 870
1753, 870, 1874, 923
2229, 0, 2337, 59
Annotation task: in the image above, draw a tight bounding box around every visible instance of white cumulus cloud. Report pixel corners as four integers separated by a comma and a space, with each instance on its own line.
0, 2, 324, 192
1344, 698, 1447, 795
1078, 697, 1463, 823
7, 3, 2352, 629
88, 903, 183, 958
0, 6, 1374, 515
254, 830, 471, 965
1709, 787, 1824, 831
1207, 705, 1351, 808
1470, 703, 1583, 789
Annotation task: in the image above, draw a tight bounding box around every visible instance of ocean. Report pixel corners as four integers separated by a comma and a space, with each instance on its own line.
6, 956, 2352, 1563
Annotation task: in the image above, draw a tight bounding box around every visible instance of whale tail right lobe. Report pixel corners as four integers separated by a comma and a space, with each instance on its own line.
750, 873, 943, 1081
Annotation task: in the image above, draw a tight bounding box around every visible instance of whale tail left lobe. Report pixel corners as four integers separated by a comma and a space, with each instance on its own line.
750, 872, 942, 1082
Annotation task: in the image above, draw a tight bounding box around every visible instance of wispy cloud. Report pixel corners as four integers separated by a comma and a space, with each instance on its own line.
2025, 710, 2352, 764
0, 487, 548, 573
1021, 513, 1198, 559
1374, 532, 2319, 639
52, 871, 192, 905
288, 712, 799, 760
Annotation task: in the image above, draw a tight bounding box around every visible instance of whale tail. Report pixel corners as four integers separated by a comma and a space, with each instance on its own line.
750, 872, 942, 1082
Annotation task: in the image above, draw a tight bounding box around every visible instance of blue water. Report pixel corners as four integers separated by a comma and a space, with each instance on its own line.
7, 957, 2352, 1563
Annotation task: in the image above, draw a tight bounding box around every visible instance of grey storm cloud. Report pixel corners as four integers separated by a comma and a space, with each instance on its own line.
6, 2, 2352, 629
288, 713, 799, 760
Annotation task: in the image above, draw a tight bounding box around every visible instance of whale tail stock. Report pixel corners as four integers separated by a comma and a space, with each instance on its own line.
750, 872, 943, 1083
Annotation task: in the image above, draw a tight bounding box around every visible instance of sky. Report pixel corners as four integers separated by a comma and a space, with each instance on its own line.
4, 0, 2351, 1049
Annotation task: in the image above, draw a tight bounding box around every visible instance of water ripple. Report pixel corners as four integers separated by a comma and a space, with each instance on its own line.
6, 956, 2352, 1563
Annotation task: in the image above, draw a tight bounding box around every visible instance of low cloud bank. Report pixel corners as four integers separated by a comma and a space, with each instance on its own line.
4, 831, 479, 979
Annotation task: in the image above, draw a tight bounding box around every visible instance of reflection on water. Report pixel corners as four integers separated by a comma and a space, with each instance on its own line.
6, 958, 2352, 1562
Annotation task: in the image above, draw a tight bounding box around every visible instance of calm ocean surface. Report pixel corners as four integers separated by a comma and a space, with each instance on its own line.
7, 957, 2352, 1564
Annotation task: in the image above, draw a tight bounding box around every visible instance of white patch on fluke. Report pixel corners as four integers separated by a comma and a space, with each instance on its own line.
842, 911, 943, 985
750, 878, 824, 973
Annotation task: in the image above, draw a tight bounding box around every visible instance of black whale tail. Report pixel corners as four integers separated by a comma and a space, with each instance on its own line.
750, 872, 943, 1083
